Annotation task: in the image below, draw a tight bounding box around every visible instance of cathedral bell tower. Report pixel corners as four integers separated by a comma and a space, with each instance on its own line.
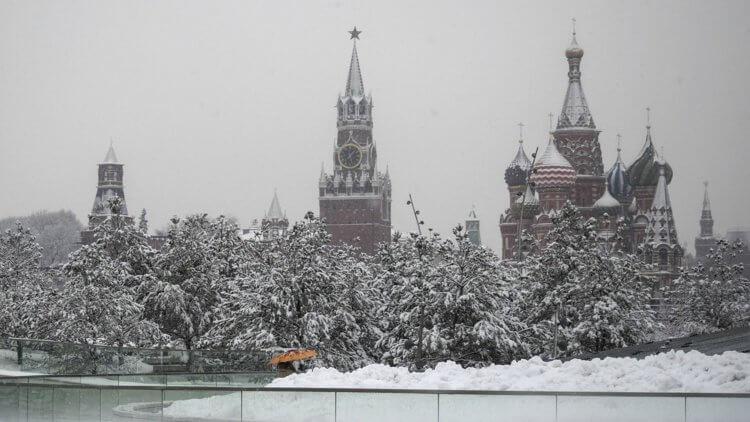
318, 27, 392, 254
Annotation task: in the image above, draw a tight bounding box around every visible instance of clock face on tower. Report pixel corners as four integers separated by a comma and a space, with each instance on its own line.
338, 143, 362, 169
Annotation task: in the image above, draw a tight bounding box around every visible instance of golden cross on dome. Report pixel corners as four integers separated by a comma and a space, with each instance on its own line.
518, 122, 524, 142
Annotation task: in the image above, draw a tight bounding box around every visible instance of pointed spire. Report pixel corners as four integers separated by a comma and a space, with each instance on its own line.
702, 181, 711, 213
267, 190, 284, 220
103, 143, 119, 164
700, 180, 714, 237
646, 164, 679, 247
345, 30, 364, 97
468, 204, 478, 219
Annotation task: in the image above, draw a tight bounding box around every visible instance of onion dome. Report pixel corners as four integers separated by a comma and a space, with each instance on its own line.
626, 125, 673, 187
606, 142, 632, 201
504, 139, 532, 186
565, 31, 584, 59
593, 185, 621, 211
529, 136, 577, 189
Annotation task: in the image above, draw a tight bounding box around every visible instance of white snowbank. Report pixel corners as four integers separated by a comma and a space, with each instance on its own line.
269, 350, 750, 393
0, 369, 42, 377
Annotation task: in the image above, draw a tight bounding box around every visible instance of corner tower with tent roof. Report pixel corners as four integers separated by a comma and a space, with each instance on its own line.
80, 143, 133, 245
262, 190, 289, 241
319, 27, 392, 254
694, 181, 717, 262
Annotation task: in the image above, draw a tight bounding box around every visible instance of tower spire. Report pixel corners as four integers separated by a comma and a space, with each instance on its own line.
267, 190, 284, 220
345, 27, 364, 97
702, 181, 711, 214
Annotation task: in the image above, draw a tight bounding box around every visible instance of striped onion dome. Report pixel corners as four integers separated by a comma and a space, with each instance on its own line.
529, 136, 577, 189
606, 146, 632, 201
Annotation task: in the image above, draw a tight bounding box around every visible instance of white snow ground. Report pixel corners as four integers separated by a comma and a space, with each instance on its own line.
269, 350, 750, 393
0, 369, 41, 377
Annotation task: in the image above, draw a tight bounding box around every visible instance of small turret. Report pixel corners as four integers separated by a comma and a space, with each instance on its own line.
465, 206, 481, 246
505, 128, 532, 187
262, 191, 289, 241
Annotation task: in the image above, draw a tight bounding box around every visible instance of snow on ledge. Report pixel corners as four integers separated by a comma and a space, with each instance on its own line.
269, 350, 750, 393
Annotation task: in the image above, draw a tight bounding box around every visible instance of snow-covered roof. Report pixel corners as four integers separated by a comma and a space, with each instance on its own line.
645, 164, 679, 246
509, 140, 532, 170
515, 184, 539, 206
593, 186, 621, 209
536, 137, 573, 168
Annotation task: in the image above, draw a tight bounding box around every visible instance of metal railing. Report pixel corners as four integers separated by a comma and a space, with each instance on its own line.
0, 337, 272, 376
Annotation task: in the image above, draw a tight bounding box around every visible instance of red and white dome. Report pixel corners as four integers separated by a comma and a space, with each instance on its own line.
529, 137, 577, 189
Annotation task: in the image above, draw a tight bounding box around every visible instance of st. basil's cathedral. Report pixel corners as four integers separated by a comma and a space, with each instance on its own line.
499, 28, 683, 284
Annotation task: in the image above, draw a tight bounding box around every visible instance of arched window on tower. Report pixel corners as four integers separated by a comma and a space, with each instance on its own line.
659, 249, 668, 266
347, 101, 355, 115
359, 102, 367, 116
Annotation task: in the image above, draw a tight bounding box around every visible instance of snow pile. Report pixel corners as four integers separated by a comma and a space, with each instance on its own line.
270, 351, 750, 393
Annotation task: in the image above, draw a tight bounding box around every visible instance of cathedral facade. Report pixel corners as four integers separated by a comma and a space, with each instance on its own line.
318, 29, 392, 254
499, 30, 683, 282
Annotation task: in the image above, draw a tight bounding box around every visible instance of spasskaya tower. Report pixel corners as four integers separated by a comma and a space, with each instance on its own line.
318, 27, 392, 253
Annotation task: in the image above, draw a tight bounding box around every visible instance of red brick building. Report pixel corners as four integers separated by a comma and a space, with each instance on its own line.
318, 29, 392, 254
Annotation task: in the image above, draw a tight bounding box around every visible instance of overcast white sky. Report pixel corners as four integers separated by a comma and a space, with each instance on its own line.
1, 0, 749, 254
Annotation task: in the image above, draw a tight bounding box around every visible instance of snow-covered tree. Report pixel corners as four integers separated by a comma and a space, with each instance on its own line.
138, 208, 149, 234
375, 228, 528, 369
140, 214, 242, 354
0, 222, 43, 289
0, 222, 57, 339
522, 203, 656, 357
212, 212, 376, 370
58, 198, 160, 348
669, 239, 750, 334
